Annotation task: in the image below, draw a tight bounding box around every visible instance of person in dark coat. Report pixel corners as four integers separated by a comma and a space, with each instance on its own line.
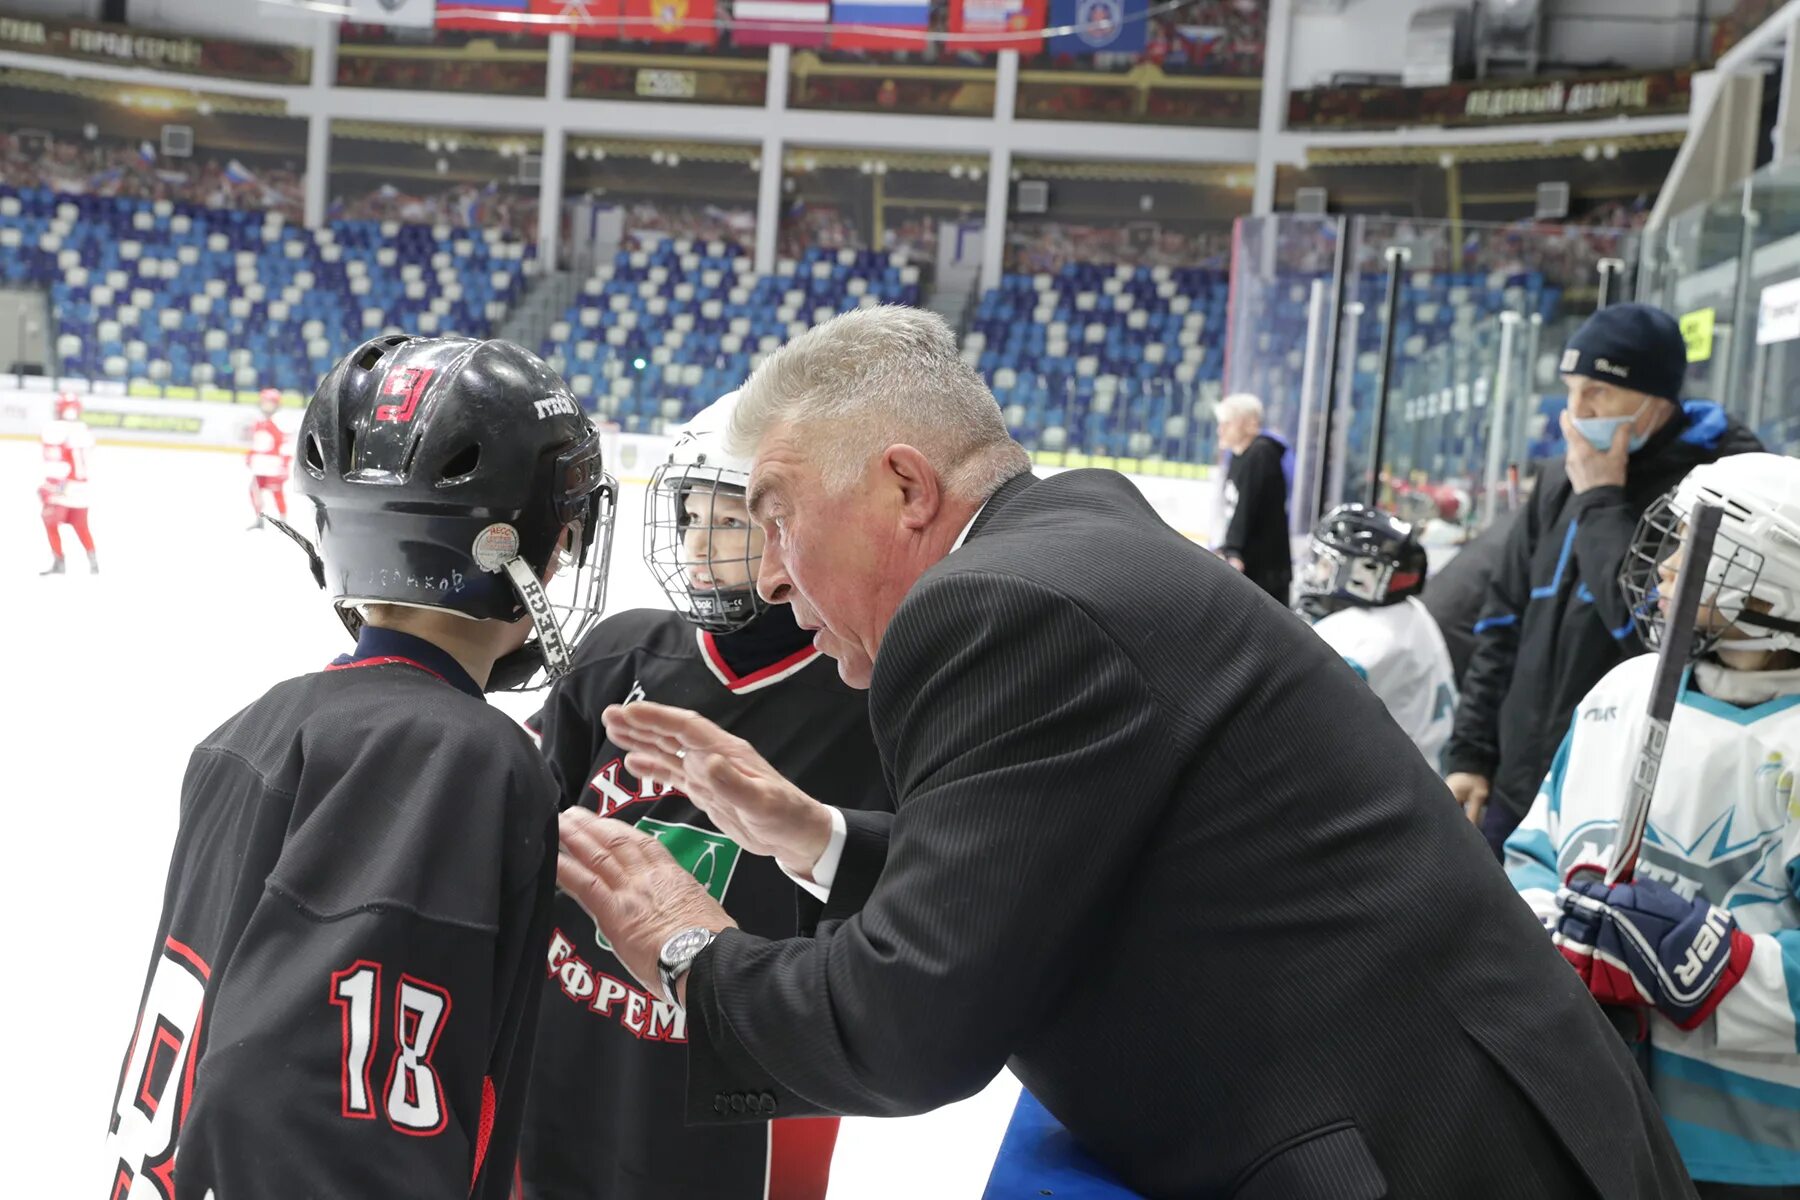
552, 306, 1696, 1200
1443, 303, 1764, 858
1423, 506, 1522, 686
1215, 392, 1293, 603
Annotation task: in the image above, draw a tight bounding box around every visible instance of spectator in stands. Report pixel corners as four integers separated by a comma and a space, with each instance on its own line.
1214, 391, 1292, 603
1443, 303, 1763, 858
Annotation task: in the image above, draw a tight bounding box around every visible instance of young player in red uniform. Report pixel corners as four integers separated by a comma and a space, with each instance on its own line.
102, 335, 617, 1199
39, 391, 97, 575
246, 386, 291, 531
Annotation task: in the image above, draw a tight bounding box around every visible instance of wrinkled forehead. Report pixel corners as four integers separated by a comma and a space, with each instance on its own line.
745, 424, 814, 522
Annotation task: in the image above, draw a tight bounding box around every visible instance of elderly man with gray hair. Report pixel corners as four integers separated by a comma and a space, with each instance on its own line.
556, 305, 1693, 1198
1214, 391, 1293, 603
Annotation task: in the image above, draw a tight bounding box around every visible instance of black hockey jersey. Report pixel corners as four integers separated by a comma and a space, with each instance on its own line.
104, 627, 557, 1200
517, 606, 891, 1200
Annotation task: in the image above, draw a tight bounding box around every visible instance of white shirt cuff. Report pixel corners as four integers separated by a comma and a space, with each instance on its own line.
782, 806, 846, 903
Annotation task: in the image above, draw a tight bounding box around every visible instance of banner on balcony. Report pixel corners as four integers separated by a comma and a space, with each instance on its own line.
0, 14, 310, 83
951, 0, 1044, 53
347, 0, 438, 26
830, 0, 929, 50
624, 0, 719, 44
532, 0, 625, 34
1288, 68, 1692, 130
731, 0, 829, 46
437, 0, 533, 31
1046, 0, 1147, 57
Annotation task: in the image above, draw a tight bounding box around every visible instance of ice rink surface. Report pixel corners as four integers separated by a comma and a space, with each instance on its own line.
4, 437, 1019, 1196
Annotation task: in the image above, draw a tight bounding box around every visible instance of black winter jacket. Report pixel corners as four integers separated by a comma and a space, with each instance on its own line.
1441, 401, 1763, 819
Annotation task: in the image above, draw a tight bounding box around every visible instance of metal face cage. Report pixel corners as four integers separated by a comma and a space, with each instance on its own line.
643, 460, 766, 633
1619, 490, 1766, 659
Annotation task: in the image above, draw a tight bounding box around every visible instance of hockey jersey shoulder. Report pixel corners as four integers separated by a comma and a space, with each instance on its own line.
206, 664, 554, 930
569, 607, 694, 673
1310, 606, 1399, 680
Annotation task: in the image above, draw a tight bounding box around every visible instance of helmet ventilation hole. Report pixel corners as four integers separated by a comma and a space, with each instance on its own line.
439, 443, 481, 484
304, 431, 325, 473
342, 424, 358, 473
355, 344, 387, 371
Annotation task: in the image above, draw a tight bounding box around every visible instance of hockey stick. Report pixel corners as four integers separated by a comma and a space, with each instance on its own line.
1596, 499, 1724, 886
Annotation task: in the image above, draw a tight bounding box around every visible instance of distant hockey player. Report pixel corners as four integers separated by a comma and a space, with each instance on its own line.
246, 386, 290, 530
39, 390, 97, 575
1506, 451, 1800, 1197
1297, 503, 1457, 768
102, 335, 616, 1198
518, 392, 890, 1200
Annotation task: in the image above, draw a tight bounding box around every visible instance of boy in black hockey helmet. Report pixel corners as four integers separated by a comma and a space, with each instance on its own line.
1298, 502, 1458, 768
517, 390, 890, 1200
102, 335, 615, 1199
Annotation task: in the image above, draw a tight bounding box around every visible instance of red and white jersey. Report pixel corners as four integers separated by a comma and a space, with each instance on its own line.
41, 418, 95, 508
247, 416, 289, 480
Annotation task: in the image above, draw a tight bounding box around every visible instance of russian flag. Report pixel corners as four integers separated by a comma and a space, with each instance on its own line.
437, 0, 532, 31
137, 141, 156, 166
830, 0, 928, 49
223, 160, 258, 187
731, 0, 828, 46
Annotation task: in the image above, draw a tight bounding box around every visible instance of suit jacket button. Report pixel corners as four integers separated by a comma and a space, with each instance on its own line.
730, 1093, 747, 1114
759, 1092, 777, 1115
713, 1094, 729, 1115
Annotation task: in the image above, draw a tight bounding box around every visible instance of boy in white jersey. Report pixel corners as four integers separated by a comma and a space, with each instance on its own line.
1297, 503, 1457, 768
1506, 451, 1800, 1197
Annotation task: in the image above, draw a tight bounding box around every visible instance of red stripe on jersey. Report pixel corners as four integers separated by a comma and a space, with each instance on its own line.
471, 1075, 497, 1189
164, 934, 212, 980
767, 1116, 840, 1200
699, 631, 818, 693
325, 655, 450, 685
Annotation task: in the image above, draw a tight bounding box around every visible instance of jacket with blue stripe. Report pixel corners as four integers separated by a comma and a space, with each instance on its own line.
1442, 401, 1761, 820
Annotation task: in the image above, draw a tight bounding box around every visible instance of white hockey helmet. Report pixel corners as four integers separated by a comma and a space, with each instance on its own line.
643, 391, 768, 632
1621, 453, 1800, 656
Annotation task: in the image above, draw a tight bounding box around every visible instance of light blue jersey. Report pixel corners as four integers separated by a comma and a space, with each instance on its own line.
1505, 655, 1800, 1186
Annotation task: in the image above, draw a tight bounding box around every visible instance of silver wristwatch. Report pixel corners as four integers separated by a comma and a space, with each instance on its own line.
657, 926, 718, 1009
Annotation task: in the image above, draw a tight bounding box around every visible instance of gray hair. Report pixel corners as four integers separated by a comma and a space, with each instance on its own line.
1216, 392, 1263, 426
728, 306, 1031, 500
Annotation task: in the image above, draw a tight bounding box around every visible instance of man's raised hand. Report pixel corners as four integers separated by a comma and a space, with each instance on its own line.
601, 701, 838, 879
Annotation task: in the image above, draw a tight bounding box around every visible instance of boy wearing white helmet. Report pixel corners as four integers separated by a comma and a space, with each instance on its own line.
1505, 452, 1800, 1197
517, 393, 891, 1200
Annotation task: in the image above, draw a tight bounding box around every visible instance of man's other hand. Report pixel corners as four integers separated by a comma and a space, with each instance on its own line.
1446, 772, 1490, 825
601, 700, 837, 878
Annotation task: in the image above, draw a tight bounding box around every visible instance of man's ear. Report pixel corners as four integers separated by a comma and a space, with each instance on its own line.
882, 444, 942, 531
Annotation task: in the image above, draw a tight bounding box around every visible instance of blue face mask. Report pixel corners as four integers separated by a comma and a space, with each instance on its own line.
1570, 399, 1652, 454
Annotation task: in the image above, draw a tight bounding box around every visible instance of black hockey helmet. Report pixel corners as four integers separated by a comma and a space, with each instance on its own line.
282, 333, 616, 688
1296, 502, 1428, 620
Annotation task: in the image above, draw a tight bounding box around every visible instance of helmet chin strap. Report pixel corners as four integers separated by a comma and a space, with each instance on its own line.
502, 555, 573, 682
1717, 608, 1800, 654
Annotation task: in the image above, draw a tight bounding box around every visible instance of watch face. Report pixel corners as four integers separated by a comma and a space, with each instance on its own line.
664, 927, 711, 964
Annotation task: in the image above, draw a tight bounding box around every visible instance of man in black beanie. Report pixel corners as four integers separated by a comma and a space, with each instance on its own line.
1443, 302, 1763, 857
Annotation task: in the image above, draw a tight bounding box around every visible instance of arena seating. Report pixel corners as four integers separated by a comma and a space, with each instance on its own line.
0, 185, 532, 393
539, 242, 922, 432
967, 264, 1229, 463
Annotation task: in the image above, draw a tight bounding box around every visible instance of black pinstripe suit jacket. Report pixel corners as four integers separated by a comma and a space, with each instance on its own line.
685, 469, 1694, 1200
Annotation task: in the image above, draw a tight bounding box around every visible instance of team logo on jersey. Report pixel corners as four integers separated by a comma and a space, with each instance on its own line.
622, 679, 646, 706
591, 819, 742, 953
1580, 703, 1618, 722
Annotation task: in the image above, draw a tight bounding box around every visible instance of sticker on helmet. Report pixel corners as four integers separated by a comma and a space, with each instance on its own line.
472, 523, 521, 572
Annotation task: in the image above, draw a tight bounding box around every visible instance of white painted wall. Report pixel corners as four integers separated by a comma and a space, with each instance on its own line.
126, 0, 325, 47
1286, 0, 1735, 92
3, 0, 104, 17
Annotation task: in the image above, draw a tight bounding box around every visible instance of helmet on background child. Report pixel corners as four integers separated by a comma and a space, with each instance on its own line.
1620, 452, 1800, 658
285, 333, 616, 689
1296, 503, 1429, 620
643, 390, 770, 633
